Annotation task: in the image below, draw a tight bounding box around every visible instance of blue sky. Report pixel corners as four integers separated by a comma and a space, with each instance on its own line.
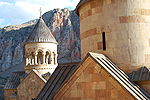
0, 0, 80, 27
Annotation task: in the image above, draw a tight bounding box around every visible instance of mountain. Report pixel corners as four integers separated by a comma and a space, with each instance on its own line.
0, 8, 80, 77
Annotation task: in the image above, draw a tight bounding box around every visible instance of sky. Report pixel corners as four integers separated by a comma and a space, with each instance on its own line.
0, 0, 80, 28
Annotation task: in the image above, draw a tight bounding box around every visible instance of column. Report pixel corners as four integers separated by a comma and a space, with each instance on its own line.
26, 57, 29, 65
34, 52, 38, 65
28, 58, 31, 65
32, 58, 34, 65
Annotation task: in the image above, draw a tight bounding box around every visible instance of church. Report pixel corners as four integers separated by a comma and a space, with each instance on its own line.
4, 15, 58, 100
4, 0, 150, 100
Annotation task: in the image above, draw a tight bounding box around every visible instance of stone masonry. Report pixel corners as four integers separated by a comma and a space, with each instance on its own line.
77, 0, 150, 73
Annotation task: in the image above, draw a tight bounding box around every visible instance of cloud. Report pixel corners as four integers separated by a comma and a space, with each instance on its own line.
0, 0, 80, 27
0, 1, 32, 26
16, 0, 79, 9
0, 1, 11, 6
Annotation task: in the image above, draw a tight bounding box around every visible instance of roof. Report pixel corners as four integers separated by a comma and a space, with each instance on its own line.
128, 67, 150, 81
89, 52, 150, 100
4, 71, 25, 89
36, 52, 150, 100
26, 17, 57, 44
32, 69, 47, 83
75, 0, 91, 15
4, 70, 47, 89
36, 64, 78, 100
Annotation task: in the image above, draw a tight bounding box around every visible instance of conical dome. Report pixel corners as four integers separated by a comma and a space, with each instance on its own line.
26, 17, 57, 44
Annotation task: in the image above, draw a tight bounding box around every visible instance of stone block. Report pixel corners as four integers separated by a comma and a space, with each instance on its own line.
97, 42, 103, 50
119, 15, 145, 23
111, 90, 118, 98
90, 1, 98, 8
92, 81, 106, 89
108, 77, 122, 90
80, 28, 97, 39
91, 73, 104, 82
95, 90, 110, 98
100, 69, 110, 79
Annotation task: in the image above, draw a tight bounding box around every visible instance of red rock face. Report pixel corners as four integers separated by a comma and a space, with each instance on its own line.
43, 8, 81, 63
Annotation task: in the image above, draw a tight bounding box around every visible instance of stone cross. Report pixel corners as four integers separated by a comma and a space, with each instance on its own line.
39, 7, 42, 18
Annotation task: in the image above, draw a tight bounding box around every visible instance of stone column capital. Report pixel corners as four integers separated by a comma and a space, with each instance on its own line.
34, 51, 38, 56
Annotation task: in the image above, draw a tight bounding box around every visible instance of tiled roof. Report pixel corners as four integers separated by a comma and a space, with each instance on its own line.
36, 64, 78, 100
4, 71, 25, 89
36, 52, 150, 100
128, 67, 150, 81
90, 52, 150, 100
26, 17, 57, 44
75, 0, 91, 15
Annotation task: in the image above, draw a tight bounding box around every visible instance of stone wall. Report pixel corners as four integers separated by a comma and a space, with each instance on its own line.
17, 71, 45, 100
53, 57, 135, 100
77, 0, 150, 73
4, 89, 17, 100
137, 81, 150, 94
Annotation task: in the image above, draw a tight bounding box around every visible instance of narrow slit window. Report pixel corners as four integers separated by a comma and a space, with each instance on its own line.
102, 32, 106, 50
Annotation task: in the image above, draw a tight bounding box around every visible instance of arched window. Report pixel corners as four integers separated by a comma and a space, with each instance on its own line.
46, 51, 50, 64
37, 51, 43, 64
53, 52, 56, 64
102, 32, 106, 50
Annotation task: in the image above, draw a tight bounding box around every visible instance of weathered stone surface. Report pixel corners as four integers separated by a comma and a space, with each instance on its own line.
77, 0, 150, 73
17, 70, 46, 100
54, 56, 135, 100
0, 8, 80, 74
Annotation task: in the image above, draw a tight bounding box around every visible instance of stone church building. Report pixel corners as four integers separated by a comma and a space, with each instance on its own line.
4, 16, 58, 100
4, 0, 150, 100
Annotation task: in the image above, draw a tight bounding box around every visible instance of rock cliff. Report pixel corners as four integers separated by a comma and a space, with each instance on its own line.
0, 8, 80, 75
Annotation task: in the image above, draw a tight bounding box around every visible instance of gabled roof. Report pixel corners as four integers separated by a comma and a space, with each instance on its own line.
4, 71, 26, 89
4, 70, 47, 90
36, 64, 78, 100
89, 52, 150, 100
128, 67, 150, 81
36, 52, 150, 100
26, 17, 57, 44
